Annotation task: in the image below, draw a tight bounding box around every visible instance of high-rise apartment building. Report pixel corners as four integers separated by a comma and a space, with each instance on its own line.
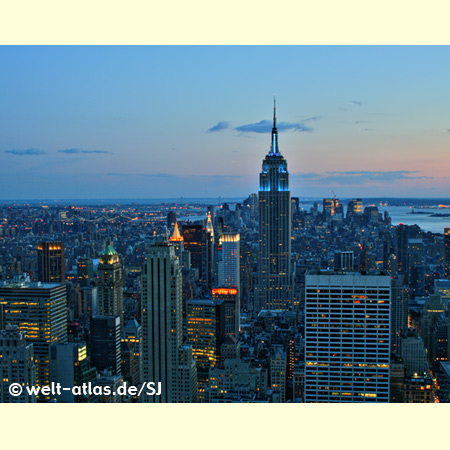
304, 273, 391, 402
0, 278, 67, 394
0, 325, 36, 403
256, 101, 292, 311
97, 244, 123, 326
37, 241, 65, 283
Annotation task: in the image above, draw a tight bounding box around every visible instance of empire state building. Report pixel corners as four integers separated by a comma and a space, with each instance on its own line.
256, 100, 292, 311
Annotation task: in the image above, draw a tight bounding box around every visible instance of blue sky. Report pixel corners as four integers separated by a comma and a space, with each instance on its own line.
1, 46, 450, 199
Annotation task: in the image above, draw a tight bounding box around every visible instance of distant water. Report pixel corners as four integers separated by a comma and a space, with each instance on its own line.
383, 206, 450, 234
299, 204, 449, 234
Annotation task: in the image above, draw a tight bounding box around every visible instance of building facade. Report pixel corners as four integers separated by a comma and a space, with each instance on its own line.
304, 273, 391, 402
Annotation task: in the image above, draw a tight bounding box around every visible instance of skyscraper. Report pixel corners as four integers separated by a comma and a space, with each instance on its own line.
141, 240, 196, 402
256, 100, 292, 311
0, 278, 68, 396
37, 241, 65, 283
187, 298, 226, 402
218, 232, 240, 289
182, 223, 213, 289
444, 228, 450, 279
0, 325, 36, 403
90, 315, 122, 376
304, 273, 391, 402
77, 257, 94, 287
97, 244, 123, 326
390, 277, 409, 355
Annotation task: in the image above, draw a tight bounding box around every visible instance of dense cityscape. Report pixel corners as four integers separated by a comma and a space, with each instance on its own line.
1, 105, 450, 403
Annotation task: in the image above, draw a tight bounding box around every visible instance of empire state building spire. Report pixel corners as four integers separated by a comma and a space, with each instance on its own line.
270, 96, 280, 156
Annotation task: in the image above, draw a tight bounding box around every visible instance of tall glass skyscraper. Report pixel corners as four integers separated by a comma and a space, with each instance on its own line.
256, 100, 292, 311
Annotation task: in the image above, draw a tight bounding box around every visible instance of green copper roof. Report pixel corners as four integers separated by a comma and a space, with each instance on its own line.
102, 244, 118, 256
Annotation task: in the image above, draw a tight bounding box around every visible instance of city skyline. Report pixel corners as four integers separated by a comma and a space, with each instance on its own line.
1, 46, 450, 200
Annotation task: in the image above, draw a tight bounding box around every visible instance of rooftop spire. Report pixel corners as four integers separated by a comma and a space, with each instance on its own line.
270, 96, 280, 155
169, 222, 184, 242
273, 96, 277, 129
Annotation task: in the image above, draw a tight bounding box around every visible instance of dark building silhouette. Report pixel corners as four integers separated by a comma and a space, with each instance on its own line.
90, 315, 121, 375
37, 241, 65, 283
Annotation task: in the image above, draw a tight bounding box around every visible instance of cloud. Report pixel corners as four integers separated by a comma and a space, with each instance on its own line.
235, 120, 313, 134
348, 100, 364, 106
292, 170, 431, 186
207, 121, 230, 133
5, 148, 47, 156
300, 116, 322, 122
107, 172, 173, 178
58, 148, 112, 155
106, 173, 241, 180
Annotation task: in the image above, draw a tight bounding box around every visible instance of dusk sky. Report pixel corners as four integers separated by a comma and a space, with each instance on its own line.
1, 45, 450, 200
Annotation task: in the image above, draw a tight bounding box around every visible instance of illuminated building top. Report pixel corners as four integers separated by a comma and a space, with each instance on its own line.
169, 222, 184, 242
100, 244, 120, 264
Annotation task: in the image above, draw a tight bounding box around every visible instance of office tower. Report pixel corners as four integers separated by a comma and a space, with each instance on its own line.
434, 279, 450, 310
421, 294, 445, 350
323, 198, 334, 218
187, 298, 226, 401
396, 224, 409, 280
97, 244, 123, 326
243, 193, 258, 221
256, 101, 292, 311
445, 228, 450, 279
182, 224, 213, 289
167, 211, 177, 228
0, 279, 67, 394
218, 232, 240, 289
270, 345, 287, 403
121, 318, 143, 386
177, 344, 198, 403
389, 355, 406, 403
50, 342, 96, 402
408, 239, 425, 295
77, 257, 94, 287
142, 241, 194, 402
334, 251, 355, 271
391, 277, 409, 355
291, 197, 300, 215
347, 199, 363, 218
169, 222, 190, 270
400, 330, 429, 376
212, 288, 240, 338
0, 325, 36, 403
90, 315, 121, 375
37, 241, 65, 283
304, 273, 391, 402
